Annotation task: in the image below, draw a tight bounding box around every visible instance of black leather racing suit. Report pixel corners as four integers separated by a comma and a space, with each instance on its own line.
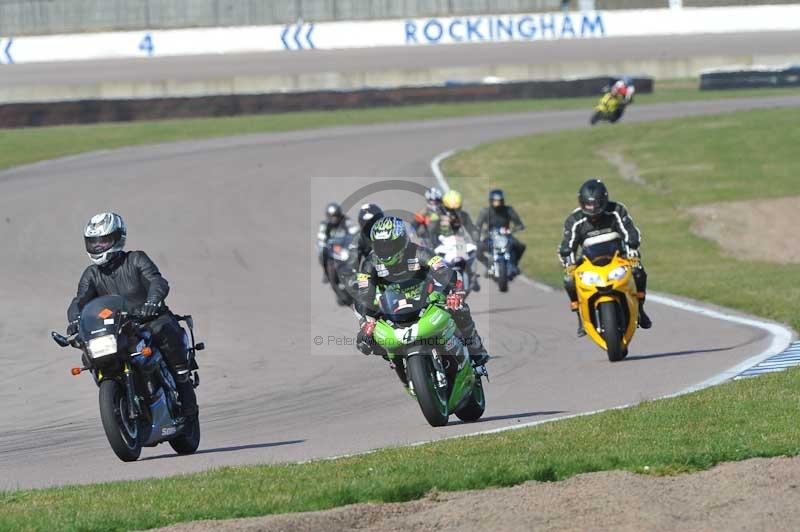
67, 251, 191, 385
317, 217, 358, 274
475, 205, 526, 267
355, 242, 486, 361
558, 201, 647, 303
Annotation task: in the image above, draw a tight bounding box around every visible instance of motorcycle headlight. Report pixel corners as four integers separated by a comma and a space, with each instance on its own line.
337, 249, 349, 261
607, 266, 628, 282
87, 335, 117, 358
579, 271, 602, 286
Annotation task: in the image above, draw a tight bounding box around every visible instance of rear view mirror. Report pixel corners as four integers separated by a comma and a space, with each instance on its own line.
51, 331, 70, 348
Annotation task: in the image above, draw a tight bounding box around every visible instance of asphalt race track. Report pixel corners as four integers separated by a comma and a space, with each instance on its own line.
2, 32, 799, 88
1, 95, 799, 490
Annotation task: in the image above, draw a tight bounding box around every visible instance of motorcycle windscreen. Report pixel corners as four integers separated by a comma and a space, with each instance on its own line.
79, 295, 124, 339
378, 280, 428, 323
583, 239, 624, 266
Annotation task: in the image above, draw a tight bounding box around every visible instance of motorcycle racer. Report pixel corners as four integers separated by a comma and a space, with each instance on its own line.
558, 179, 652, 337
317, 202, 358, 283
610, 78, 635, 105
429, 189, 481, 291
66, 212, 197, 416
412, 186, 444, 246
354, 216, 490, 367
475, 189, 526, 271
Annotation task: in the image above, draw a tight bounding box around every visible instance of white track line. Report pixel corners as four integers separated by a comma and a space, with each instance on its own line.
425, 147, 796, 441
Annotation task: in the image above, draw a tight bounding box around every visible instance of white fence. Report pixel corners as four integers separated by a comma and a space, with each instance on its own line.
1, 5, 799, 65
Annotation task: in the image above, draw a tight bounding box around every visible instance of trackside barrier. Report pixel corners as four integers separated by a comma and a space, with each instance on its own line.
2, 5, 800, 65
0, 76, 653, 128
700, 66, 800, 90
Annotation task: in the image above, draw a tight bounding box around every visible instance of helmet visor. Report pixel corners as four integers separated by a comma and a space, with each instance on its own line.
85, 234, 116, 254
580, 199, 603, 217
373, 238, 404, 265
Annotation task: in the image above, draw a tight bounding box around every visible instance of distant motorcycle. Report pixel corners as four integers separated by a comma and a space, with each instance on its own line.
324, 229, 355, 306
434, 234, 479, 297
52, 295, 204, 462
590, 92, 627, 125
486, 228, 518, 292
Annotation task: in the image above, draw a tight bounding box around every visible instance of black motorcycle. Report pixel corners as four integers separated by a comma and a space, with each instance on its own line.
486, 228, 519, 292
324, 229, 356, 306
52, 295, 204, 462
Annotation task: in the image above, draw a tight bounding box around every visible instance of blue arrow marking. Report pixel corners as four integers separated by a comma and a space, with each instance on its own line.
293, 24, 305, 50
280, 25, 291, 49
305, 24, 315, 49
4, 37, 13, 64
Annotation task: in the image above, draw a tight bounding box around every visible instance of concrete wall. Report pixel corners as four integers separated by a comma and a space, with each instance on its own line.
2, 0, 793, 36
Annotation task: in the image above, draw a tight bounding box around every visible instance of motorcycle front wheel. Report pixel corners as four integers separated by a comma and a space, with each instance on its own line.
599, 301, 625, 362
590, 111, 603, 125
99, 379, 143, 462
407, 355, 449, 427
496, 260, 509, 292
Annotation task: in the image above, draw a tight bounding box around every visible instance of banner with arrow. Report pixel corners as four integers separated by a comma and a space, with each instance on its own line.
0, 37, 13, 65
281, 22, 315, 50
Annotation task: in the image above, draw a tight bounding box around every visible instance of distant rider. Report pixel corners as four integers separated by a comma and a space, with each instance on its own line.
429, 189, 481, 290
475, 189, 526, 272
610, 78, 635, 106
354, 216, 490, 368
66, 212, 197, 416
558, 179, 652, 337
346, 203, 384, 275
317, 202, 358, 283
411, 187, 444, 246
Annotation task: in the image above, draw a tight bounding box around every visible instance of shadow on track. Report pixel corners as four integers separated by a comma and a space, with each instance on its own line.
626, 344, 747, 362
141, 439, 305, 461
449, 410, 565, 426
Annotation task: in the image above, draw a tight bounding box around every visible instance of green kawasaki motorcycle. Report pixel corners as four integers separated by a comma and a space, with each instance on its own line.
372, 279, 487, 427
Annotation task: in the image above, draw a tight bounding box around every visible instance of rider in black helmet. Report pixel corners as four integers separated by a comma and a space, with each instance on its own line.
558, 179, 652, 337
317, 202, 358, 283
475, 189, 526, 271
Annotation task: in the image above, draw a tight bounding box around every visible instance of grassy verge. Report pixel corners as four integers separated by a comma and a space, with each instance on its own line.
445, 106, 800, 331
2, 368, 799, 531
1, 85, 798, 173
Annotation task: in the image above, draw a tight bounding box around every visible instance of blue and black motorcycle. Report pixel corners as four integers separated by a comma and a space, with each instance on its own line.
52, 295, 204, 462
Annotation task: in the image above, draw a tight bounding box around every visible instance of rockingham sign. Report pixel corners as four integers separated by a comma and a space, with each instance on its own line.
404, 13, 605, 44
1, 5, 800, 65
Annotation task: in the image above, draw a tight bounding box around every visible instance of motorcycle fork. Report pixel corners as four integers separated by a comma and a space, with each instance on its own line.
123, 363, 139, 420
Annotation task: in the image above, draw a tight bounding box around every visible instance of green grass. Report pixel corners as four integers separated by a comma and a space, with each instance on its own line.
2, 368, 799, 531
1, 84, 798, 172
445, 106, 800, 331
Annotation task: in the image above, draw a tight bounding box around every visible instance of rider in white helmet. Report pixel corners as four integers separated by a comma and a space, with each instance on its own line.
67, 212, 198, 416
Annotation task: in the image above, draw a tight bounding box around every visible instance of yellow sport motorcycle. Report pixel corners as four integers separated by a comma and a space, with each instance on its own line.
573, 234, 638, 362
589, 92, 626, 125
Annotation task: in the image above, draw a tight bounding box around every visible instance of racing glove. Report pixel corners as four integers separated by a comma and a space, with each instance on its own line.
626, 247, 641, 268
138, 299, 162, 318
356, 319, 376, 356
67, 320, 79, 336
446, 291, 464, 311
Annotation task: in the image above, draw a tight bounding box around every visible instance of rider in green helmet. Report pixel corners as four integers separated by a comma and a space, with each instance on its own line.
354, 216, 490, 367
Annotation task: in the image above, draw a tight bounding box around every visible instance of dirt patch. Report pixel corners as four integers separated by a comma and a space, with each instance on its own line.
156, 456, 800, 532
596, 147, 646, 186
689, 196, 800, 264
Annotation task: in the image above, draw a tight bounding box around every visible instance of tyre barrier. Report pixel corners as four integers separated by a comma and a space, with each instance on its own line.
0, 75, 652, 129
700, 66, 800, 91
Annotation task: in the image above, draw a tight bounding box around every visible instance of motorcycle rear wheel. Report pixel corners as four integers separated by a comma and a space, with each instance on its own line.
99, 379, 143, 462
599, 301, 625, 362
407, 355, 450, 427
326, 259, 353, 306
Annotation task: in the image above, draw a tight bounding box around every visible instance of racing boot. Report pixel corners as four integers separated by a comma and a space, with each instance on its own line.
175, 375, 198, 417
572, 302, 586, 337
472, 272, 481, 292
466, 332, 490, 367
638, 295, 652, 329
